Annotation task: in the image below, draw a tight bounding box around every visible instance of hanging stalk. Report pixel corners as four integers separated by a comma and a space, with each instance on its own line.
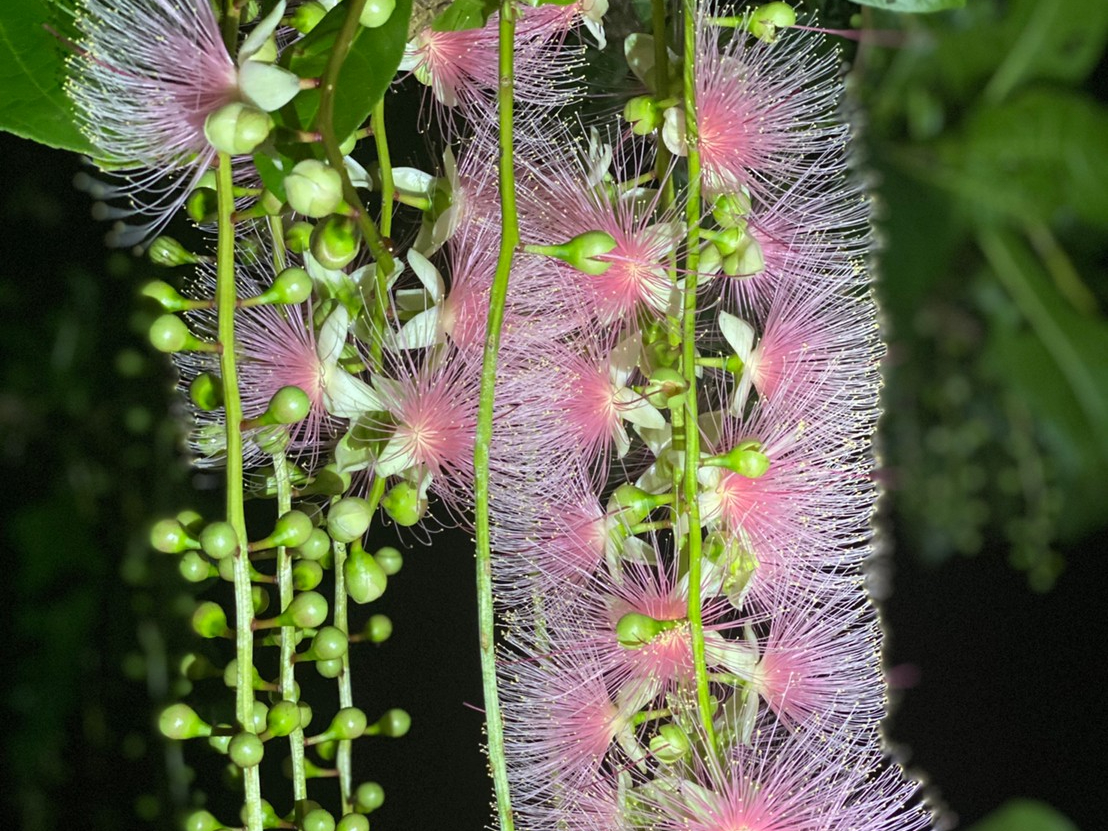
472, 3, 520, 829
216, 151, 264, 831
679, 0, 718, 751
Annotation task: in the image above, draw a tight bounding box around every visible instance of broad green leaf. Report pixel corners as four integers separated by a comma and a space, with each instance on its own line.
288, 0, 412, 139
851, 0, 963, 11
0, 0, 91, 153
965, 800, 1080, 831
929, 90, 1108, 229
432, 0, 498, 32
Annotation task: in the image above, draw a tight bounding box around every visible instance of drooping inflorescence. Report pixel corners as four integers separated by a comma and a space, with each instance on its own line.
65, 0, 933, 829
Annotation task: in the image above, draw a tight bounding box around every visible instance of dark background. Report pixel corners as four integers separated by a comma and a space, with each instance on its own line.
2, 1, 1106, 828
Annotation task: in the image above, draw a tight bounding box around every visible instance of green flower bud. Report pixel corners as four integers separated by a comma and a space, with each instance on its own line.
150, 518, 199, 553
381, 481, 426, 527
328, 497, 373, 543
359, 0, 395, 28
266, 700, 302, 737
315, 657, 343, 679
149, 313, 211, 353
310, 214, 361, 269
286, 220, 313, 253
649, 723, 690, 763
712, 190, 752, 227
608, 483, 663, 525
286, 159, 343, 218
615, 611, 670, 649
228, 731, 265, 768
179, 550, 214, 583
290, 1, 328, 33
302, 808, 336, 831
186, 188, 218, 223
252, 585, 270, 616
373, 545, 403, 576
706, 440, 771, 478
311, 626, 349, 661
189, 372, 224, 411
354, 781, 385, 813
748, 2, 796, 42
364, 613, 392, 643
251, 700, 270, 734
298, 701, 314, 732
223, 659, 274, 692
643, 367, 687, 408
365, 708, 410, 738
272, 591, 329, 629
267, 509, 315, 549
141, 279, 190, 311
292, 559, 325, 591
253, 800, 283, 831
148, 236, 202, 267
204, 102, 273, 154
329, 707, 368, 741
208, 728, 232, 755
345, 547, 387, 605
200, 521, 239, 560
337, 813, 370, 831
528, 230, 617, 276
183, 810, 225, 831
296, 527, 333, 561
298, 464, 352, 497
159, 703, 212, 740
271, 266, 313, 304
192, 601, 230, 638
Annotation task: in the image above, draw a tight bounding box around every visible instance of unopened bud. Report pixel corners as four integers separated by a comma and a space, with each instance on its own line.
148, 236, 201, 267
748, 2, 796, 42
359, 0, 396, 28
310, 214, 361, 269
286, 159, 344, 218
204, 102, 273, 155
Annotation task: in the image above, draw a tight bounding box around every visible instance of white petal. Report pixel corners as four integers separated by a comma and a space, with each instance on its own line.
608, 334, 639, 385
614, 388, 665, 429
392, 166, 435, 198
718, 311, 755, 360
317, 305, 350, 366
345, 156, 372, 189
623, 33, 656, 89
324, 368, 384, 418
239, 0, 287, 62
662, 107, 688, 157
238, 61, 301, 111
407, 250, 445, 301
374, 434, 417, 478
393, 307, 443, 350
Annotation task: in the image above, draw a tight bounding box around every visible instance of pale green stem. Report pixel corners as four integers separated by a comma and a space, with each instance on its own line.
273, 449, 307, 809
472, 5, 519, 830
372, 99, 394, 237
267, 215, 288, 272
680, 0, 718, 752
216, 151, 263, 831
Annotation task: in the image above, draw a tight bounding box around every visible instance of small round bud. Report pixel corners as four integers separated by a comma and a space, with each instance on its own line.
228, 731, 264, 768
310, 214, 361, 269
290, 1, 328, 32
178, 550, 213, 583
330, 706, 368, 741
270, 509, 315, 549
312, 626, 349, 661
615, 611, 667, 649
339, 132, 357, 156
286, 159, 343, 218
345, 548, 387, 605
354, 782, 385, 813
297, 527, 332, 561
251, 700, 269, 734
285, 591, 329, 629
292, 559, 325, 591
644, 367, 687, 408
186, 188, 218, 223
148, 236, 201, 267
150, 518, 198, 553
286, 220, 313, 253
271, 267, 313, 304
183, 810, 224, 831
302, 808, 336, 831
141, 279, 189, 311
337, 813, 370, 831
711, 441, 771, 478
159, 703, 212, 740
328, 497, 373, 543
316, 658, 343, 679
748, 2, 796, 42
712, 190, 752, 227
268, 386, 312, 425
364, 613, 392, 643
200, 521, 239, 560
189, 372, 224, 411
192, 601, 230, 639
359, 0, 396, 27
149, 314, 208, 353
252, 586, 270, 616
366, 708, 410, 738
266, 700, 302, 737
298, 701, 314, 732
381, 481, 425, 527
373, 546, 403, 576
204, 102, 273, 154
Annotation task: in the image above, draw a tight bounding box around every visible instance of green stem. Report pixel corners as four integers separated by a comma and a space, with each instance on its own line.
220, 0, 241, 54
680, 0, 717, 752
472, 6, 519, 830
372, 99, 394, 238
216, 152, 263, 831
273, 450, 307, 811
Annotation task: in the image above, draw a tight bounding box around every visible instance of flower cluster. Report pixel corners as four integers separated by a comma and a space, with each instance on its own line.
66, 0, 932, 828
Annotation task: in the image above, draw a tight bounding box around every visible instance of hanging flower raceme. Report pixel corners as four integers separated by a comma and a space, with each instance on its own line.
68, 0, 303, 245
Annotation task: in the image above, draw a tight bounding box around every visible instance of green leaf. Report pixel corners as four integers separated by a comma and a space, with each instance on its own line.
0, 0, 91, 153
964, 800, 1080, 831
287, 0, 412, 139
850, 0, 964, 12
928, 90, 1108, 229
432, 0, 498, 32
